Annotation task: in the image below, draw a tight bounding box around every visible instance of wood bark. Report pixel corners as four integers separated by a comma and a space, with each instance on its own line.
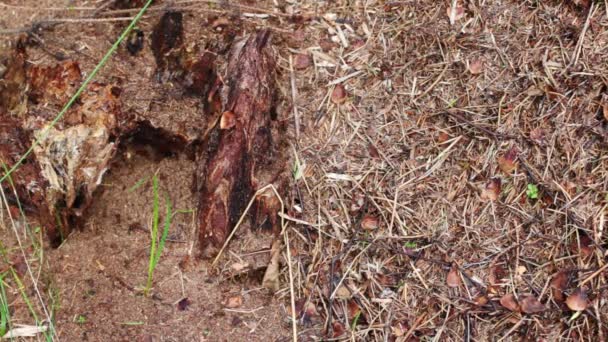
196, 31, 281, 258
0, 40, 126, 246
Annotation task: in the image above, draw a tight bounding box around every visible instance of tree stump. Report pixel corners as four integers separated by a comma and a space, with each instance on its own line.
196, 31, 286, 258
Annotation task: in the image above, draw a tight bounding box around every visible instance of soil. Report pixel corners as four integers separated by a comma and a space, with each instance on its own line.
48, 149, 290, 341
2, 0, 608, 341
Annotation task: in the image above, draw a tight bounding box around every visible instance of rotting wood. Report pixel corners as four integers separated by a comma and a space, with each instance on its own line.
196, 30, 286, 258
1, 27, 287, 257
0, 40, 127, 246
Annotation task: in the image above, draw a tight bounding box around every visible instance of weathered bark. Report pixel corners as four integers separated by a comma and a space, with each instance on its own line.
0, 41, 125, 246
0, 116, 55, 241
196, 31, 281, 258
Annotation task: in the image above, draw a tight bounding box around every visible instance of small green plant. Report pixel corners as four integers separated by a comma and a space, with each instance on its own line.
291, 146, 304, 181
404, 241, 417, 249
0, 273, 10, 336
292, 160, 303, 180
526, 183, 539, 199
74, 315, 87, 324
143, 175, 172, 296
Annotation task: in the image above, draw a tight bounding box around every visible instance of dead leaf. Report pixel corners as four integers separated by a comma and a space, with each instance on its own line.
332, 321, 346, 338
526, 86, 544, 97
220, 111, 236, 130
566, 288, 589, 311
262, 240, 281, 292
331, 84, 347, 104
304, 301, 318, 318
437, 131, 450, 144
292, 298, 318, 320
224, 295, 243, 308
376, 273, 395, 286
335, 285, 352, 299
516, 266, 527, 276
361, 214, 379, 230
446, 266, 461, 288
474, 294, 489, 306
368, 143, 380, 158
578, 233, 594, 258
602, 103, 608, 122
230, 261, 250, 273
550, 271, 569, 302
294, 53, 312, 70
481, 178, 501, 201
391, 324, 405, 337
500, 293, 520, 312
569, 231, 594, 259
497, 146, 518, 174
564, 181, 577, 196
347, 299, 362, 321
520, 295, 545, 314
469, 59, 483, 75
487, 284, 500, 295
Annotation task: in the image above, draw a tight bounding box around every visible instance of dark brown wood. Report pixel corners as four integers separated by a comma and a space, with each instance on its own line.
196, 31, 280, 258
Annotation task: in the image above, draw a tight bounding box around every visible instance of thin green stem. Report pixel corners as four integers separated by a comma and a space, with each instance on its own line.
0, 273, 10, 337
144, 175, 160, 296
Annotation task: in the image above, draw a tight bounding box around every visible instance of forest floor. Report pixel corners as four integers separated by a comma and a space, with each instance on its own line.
1, 1, 608, 341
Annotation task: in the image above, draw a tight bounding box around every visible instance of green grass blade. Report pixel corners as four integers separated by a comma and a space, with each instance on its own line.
144, 175, 160, 296
0, 0, 155, 184
0, 273, 10, 337
127, 176, 149, 193
154, 195, 172, 267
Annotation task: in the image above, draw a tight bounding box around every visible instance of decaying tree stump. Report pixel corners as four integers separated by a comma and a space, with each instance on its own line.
0, 22, 286, 257
196, 30, 283, 258
0, 39, 126, 246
